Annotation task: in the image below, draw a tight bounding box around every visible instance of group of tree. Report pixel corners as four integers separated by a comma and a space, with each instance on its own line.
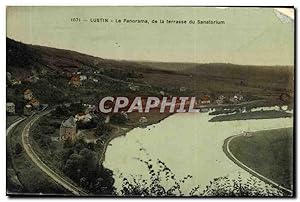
61, 140, 115, 194
118, 149, 288, 197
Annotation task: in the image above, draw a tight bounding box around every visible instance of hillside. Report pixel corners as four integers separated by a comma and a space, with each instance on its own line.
7, 38, 165, 78
6, 38, 294, 114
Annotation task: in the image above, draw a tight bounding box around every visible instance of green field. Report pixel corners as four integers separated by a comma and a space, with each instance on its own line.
229, 128, 293, 189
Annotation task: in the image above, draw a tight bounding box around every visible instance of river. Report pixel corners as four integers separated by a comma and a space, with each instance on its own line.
103, 108, 293, 195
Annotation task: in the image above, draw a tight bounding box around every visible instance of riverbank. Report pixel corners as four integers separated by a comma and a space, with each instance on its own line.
99, 111, 172, 164
209, 110, 292, 122
223, 128, 293, 195
104, 110, 294, 195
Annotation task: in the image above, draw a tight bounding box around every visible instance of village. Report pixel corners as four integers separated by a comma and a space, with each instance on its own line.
7, 65, 294, 151
6, 67, 254, 148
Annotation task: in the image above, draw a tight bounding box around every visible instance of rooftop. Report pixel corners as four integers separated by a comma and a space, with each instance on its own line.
61, 116, 76, 128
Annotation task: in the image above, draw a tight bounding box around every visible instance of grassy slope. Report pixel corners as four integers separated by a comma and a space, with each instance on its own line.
229, 128, 293, 189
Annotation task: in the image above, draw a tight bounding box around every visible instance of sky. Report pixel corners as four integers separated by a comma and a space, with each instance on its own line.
6, 7, 294, 66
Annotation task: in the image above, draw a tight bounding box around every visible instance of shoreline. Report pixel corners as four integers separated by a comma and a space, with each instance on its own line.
99, 113, 174, 164
222, 130, 293, 195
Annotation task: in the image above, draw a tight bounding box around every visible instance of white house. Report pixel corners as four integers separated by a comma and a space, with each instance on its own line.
199, 95, 211, 105
6, 102, 15, 114
179, 87, 186, 92
24, 89, 33, 100
75, 113, 92, 122
80, 75, 87, 81
230, 93, 243, 104
219, 95, 226, 101
139, 116, 148, 123
129, 84, 139, 91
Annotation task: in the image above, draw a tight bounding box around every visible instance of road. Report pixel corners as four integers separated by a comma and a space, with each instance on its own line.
20, 110, 88, 196
6, 117, 26, 136
224, 133, 293, 194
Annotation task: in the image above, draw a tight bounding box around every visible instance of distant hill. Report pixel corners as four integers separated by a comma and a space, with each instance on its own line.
6, 38, 294, 103
139, 61, 293, 79
139, 61, 294, 95
7, 38, 170, 79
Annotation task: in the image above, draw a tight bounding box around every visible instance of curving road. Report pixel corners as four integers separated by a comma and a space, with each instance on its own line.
20, 110, 88, 196
224, 133, 293, 194
6, 117, 26, 136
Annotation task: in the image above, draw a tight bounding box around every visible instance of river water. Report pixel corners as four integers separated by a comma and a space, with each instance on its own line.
103, 108, 293, 195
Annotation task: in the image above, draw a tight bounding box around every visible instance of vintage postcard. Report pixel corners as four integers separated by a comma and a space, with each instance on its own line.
6, 6, 294, 197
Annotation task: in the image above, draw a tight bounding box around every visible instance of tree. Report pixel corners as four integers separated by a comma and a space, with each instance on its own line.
68, 103, 85, 114
63, 153, 84, 181
54, 105, 70, 117
119, 152, 287, 197
110, 113, 127, 124
15, 143, 23, 155
95, 121, 112, 137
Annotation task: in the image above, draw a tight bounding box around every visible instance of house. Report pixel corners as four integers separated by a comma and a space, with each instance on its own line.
230, 93, 243, 104
219, 95, 226, 101
79, 75, 87, 81
28, 98, 40, 109
60, 116, 77, 144
83, 104, 96, 114
92, 78, 99, 83
24, 89, 33, 100
69, 75, 81, 87
139, 116, 148, 123
129, 84, 139, 91
24, 104, 33, 116
75, 113, 92, 122
200, 95, 211, 105
215, 95, 226, 105
229, 96, 238, 104
11, 79, 21, 86
235, 93, 244, 101
6, 102, 15, 114
179, 87, 186, 92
